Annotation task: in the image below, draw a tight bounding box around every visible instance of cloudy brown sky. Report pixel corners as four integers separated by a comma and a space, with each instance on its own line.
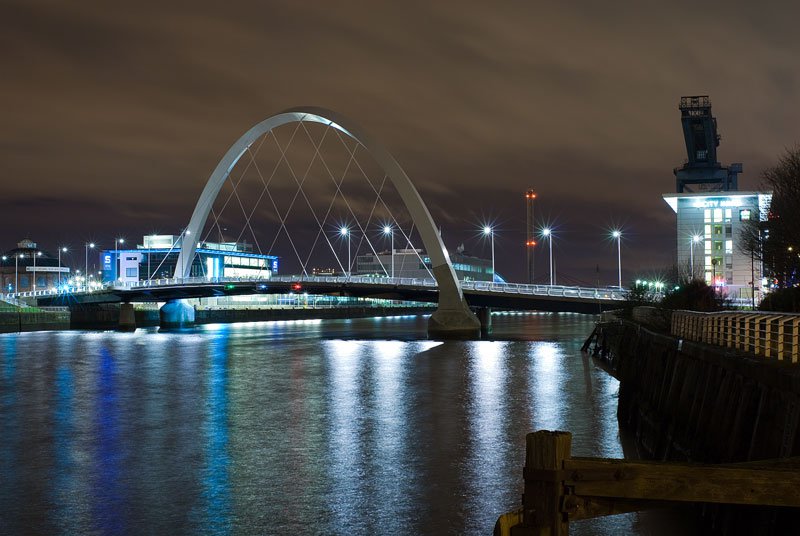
2, 1, 798, 283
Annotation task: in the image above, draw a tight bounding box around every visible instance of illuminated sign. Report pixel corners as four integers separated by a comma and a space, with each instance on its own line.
103, 254, 112, 270
272, 259, 279, 272
692, 196, 746, 209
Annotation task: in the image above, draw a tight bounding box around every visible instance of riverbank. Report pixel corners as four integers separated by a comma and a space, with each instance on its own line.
0, 301, 435, 333
588, 314, 800, 533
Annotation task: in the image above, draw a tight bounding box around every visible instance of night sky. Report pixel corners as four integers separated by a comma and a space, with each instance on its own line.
3, 1, 799, 284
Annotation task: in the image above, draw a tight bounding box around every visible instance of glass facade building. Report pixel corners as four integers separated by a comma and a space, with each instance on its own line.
101, 234, 279, 283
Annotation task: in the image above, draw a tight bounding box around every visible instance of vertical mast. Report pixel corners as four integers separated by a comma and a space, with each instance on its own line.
525, 189, 536, 284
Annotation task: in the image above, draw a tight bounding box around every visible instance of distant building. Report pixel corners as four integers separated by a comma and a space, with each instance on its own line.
663, 191, 771, 301
1, 239, 71, 293
101, 234, 279, 283
355, 244, 496, 282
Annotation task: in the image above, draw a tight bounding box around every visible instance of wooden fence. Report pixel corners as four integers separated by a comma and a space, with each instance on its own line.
671, 310, 800, 362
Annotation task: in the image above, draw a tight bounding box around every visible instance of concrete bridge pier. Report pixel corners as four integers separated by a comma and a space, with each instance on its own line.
119, 303, 136, 331
160, 299, 195, 329
427, 265, 482, 339
476, 307, 492, 337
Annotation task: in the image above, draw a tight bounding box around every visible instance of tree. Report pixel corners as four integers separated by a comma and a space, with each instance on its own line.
739, 146, 800, 290
763, 147, 800, 287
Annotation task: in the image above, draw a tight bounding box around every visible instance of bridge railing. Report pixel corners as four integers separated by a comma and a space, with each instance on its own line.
18, 274, 627, 302
671, 310, 800, 363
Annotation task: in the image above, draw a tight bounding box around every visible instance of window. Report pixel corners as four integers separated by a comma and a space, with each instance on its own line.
20, 276, 29, 288
704, 224, 711, 236
704, 241, 711, 254
713, 241, 723, 252
704, 209, 711, 223
739, 209, 751, 221
725, 208, 732, 221
713, 208, 723, 222
713, 225, 723, 235
126, 256, 137, 261
725, 240, 733, 254
125, 268, 137, 277
725, 224, 732, 236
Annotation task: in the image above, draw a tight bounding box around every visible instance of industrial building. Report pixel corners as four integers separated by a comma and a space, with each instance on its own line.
662, 96, 771, 302
101, 234, 279, 284
1, 239, 71, 293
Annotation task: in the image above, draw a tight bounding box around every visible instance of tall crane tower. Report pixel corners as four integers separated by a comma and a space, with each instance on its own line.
673, 96, 741, 193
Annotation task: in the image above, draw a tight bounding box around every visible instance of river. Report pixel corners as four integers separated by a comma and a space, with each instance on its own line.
0, 313, 696, 534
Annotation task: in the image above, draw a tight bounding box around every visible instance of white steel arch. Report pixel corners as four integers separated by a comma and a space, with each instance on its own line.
176, 107, 479, 335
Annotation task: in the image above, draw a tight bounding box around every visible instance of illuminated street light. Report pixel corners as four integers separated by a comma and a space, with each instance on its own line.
483, 226, 495, 283
690, 234, 702, 280
383, 225, 394, 278
340, 227, 350, 278
14, 253, 23, 296
542, 228, 554, 285
612, 230, 622, 288
58, 247, 67, 286
115, 238, 125, 282
32, 250, 42, 293
85, 242, 95, 291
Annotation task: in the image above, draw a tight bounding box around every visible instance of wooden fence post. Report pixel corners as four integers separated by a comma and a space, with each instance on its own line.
522, 431, 572, 535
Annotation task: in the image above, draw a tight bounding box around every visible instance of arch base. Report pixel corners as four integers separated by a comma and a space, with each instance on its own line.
428, 306, 481, 339
160, 299, 196, 330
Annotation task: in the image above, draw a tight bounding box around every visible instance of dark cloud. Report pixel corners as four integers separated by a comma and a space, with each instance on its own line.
2, 0, 798, 282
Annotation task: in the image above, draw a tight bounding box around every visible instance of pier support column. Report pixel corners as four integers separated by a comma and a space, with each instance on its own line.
119, 303, 136, 331
476, 307, 492, 337
160, 299, 195, 329
427, 265, 481, 339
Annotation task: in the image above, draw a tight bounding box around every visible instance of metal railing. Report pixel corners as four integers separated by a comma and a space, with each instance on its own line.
671, 310, 800, 363
8, 274, 627, 302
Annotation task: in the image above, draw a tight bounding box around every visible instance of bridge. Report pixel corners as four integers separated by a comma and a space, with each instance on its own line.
31, 275, 625, 312
10, 106, 631, 336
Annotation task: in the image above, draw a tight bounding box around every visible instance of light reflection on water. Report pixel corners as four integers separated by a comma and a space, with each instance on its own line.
0, 314, 673, 534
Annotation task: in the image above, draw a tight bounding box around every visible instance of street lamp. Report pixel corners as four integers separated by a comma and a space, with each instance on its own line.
612, 230, 622, 289
483, 226, 495, 283
340, 227, 350, 278
542, 228, 554, 285
58, 247, 67, 287
383, 225, 394, 278
32, 250, 42, 293
115, 238, 125, 281
690, 234, 701, 280
14, 253, 23, 295
85, 242, 95, 291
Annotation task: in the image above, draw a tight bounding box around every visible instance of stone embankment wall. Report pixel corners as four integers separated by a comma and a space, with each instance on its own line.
0, 306, 70, 333
594, 315, 800, 532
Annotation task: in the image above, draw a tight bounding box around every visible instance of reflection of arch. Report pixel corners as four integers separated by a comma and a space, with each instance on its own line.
176, 107, 479, 335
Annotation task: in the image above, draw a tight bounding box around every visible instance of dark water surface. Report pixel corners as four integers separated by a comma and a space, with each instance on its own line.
0, 313, 690, 534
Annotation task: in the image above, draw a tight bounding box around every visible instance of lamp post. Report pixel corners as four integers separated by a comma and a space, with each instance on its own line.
32, 250, 42, 293
542, 228, 554, 285
1, 256, 5, 294
483, 226, 495, 283
57, 247, 67, 287
340, 227, 350, 278
85, 242, 95, 291
383, 225, 394, 278
690, 234, 701, 280
115, 238, 125, 282
612, 230, 622, 288
15, 254, 23, 295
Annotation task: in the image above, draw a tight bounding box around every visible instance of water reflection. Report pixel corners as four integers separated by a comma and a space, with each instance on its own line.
0, 315, 653, 534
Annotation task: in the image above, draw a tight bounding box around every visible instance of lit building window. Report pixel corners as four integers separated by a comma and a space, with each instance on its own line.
705, 241, 711, 254
739, 209, 751, 221
724, 208, 732, 221
704, 224, 711, 236
704, 209, 711, 222
725, 240, 733, 254
713, 208, 723, 222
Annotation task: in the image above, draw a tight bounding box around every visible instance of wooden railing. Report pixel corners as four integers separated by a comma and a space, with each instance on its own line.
496, 430, 800, 535
671, 310, 800, 362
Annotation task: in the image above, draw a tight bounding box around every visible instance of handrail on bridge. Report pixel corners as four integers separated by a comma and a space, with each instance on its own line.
671, 310, 800, 363
11, 275, 628, 302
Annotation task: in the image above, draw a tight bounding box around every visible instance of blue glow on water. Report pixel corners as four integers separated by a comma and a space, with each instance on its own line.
93, 347, 126, 534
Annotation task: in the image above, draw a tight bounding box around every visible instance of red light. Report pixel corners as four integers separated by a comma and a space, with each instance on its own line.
292, 283, 302, 291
